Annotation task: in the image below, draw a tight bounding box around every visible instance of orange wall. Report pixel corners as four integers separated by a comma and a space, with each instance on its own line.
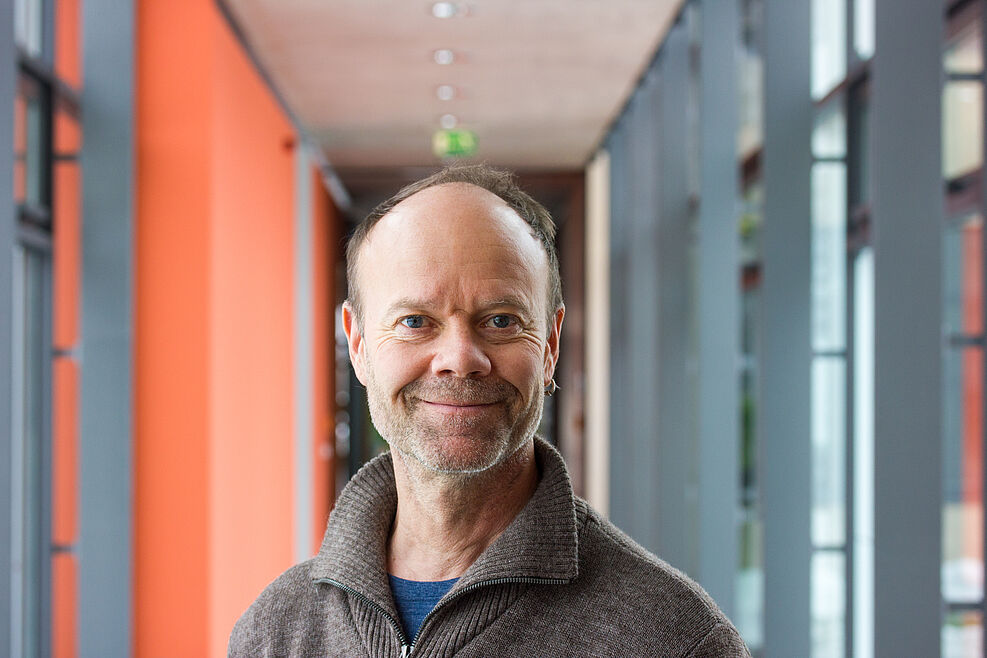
52, 0, 81, 655
208, 13, 296, 657
136, 1, 298, 655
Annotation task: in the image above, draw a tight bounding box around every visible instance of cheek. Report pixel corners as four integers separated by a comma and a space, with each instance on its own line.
372, 342, 430, 391
492, 344, 546, 393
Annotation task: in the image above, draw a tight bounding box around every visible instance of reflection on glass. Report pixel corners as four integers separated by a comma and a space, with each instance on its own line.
17, 75, 46, 209
15, 247, 49, 658
812, 0, 846, 100
812, 163, 847, 352
14, 92, 26, 203
945, 21, 984, 75
854, 0, 875, 60
943, 81, 984, 180
941, 210, 985, 654
738, 284, 763, 653
812, 550, 846, 658
813, 103, 847, 159
740, 181, 764, 267
738, 0, 764, 158
943, 610, 983, 658
14, 0, 44, 57
849, 92, 870, 210
943, 215, 984, 337
853, 247, 874, 658
812, 357, 846, 547
941, 345, 984, 605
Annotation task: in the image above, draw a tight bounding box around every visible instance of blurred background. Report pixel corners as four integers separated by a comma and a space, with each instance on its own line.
1, 0, 982, 655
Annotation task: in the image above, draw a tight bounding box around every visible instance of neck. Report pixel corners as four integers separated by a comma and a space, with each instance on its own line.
387, 440, 538, 581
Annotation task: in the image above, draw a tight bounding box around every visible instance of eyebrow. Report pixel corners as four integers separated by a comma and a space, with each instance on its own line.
383, 296, 535, 318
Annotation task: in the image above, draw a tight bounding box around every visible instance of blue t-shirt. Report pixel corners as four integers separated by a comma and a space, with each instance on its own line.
388, 574, 459, 641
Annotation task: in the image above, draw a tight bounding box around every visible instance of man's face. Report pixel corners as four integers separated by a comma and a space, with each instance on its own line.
342, 183, 563, 475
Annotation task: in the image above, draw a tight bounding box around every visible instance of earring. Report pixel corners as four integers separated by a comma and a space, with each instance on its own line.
544, 379, 558, 396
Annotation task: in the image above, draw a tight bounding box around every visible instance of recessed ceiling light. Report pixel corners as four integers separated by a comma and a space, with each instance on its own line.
433, 49, 455, 65
431, 2, 457, 18
436, 84, 456, 101
440, 113, 458, 129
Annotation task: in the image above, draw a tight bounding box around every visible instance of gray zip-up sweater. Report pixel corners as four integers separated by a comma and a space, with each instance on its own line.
229, 440, 750, 657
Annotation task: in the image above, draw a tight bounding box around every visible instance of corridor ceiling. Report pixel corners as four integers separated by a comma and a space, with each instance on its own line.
221, 0, 681, 171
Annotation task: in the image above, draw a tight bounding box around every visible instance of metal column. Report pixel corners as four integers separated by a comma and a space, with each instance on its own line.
624, 79, 663, 551
655, 18, 694, 573
696, 0, 740, 618
761, 0, 813, 655
0, 0, 16, 652
871, 0, 942, 654
79, 0, 135, 654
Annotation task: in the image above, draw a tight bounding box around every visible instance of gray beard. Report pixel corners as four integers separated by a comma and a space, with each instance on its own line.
364, 370, 543, 476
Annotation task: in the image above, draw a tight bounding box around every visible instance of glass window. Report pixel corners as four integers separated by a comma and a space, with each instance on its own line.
812, 162, 848, 352
813, 103, 847, 160
812, 550, 846, 658
739, 181, 764, 267
854, 0, 875, 60
12, 246, 52, 658
812, 0, 847, 100
944, 610, 983, 658
853, 247, 875, 658
943, 81, 984, 180
943, 214, 985, 338
738, 0, 764, 158
812, 356, 847, 548
738, 281, 764, 653
942, 213, 984, 656
16, 74, 48, 211
848, 88, 870, 210
945, 20, 984, 76
14, 0, 45, 58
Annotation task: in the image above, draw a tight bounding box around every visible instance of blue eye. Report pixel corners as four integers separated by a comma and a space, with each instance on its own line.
401, 315, 426, 329
488, 315, 515, 329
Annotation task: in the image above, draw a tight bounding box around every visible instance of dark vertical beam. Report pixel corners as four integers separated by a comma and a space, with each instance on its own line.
79, 0, 135, 654
871, 0, 942, 654
697, 0, 740, 617
0, 0, 15, 653
761, 0, 813, 655
656, 18, 694, 573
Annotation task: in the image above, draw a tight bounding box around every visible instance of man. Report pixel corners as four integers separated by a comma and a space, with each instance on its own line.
229, 165, 749, 657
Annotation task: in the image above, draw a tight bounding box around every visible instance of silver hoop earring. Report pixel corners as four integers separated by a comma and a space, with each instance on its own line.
544, 379, 558, 396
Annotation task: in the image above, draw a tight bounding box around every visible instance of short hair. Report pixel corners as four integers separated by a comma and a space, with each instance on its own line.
345, 164, 563, 327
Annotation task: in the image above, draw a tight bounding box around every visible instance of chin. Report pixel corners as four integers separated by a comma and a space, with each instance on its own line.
407, 435, 515, 475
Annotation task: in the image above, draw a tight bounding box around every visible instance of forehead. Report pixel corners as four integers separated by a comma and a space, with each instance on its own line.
354, 183, 549, 313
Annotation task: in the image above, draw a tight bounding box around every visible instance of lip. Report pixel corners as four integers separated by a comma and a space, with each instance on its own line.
423, 400, 497, 407
420, 400, 500, 413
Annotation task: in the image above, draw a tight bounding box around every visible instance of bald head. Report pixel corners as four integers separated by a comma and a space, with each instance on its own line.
345, 165, 563, 328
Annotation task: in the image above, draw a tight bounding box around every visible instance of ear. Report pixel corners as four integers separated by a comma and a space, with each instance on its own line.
341, 301, 369, 386
543, 305, 565, 384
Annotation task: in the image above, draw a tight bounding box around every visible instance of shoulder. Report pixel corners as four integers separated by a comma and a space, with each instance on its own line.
567, 499, 749, 656
228, 560, 324, 657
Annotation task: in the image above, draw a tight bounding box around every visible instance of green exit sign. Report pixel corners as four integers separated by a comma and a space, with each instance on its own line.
432, 129, 478, 157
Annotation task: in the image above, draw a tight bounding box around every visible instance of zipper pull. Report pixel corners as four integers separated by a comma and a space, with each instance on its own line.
400, 644, 411, 658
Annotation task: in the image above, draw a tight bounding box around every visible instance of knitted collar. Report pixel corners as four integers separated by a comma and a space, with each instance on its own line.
309, 438, 579, 613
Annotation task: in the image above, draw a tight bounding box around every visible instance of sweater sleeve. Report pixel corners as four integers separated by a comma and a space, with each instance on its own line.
684, 622, 752, 658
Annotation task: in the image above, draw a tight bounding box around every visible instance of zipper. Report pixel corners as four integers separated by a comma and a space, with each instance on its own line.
314, 578, 412, 656
318, 575, 568, 657
408, 576, 569, 654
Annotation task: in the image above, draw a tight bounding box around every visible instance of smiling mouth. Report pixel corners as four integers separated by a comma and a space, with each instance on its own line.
422, 400, 498, 408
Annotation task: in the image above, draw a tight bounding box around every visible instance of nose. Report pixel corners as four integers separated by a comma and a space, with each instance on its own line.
431, 321, 492, 378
